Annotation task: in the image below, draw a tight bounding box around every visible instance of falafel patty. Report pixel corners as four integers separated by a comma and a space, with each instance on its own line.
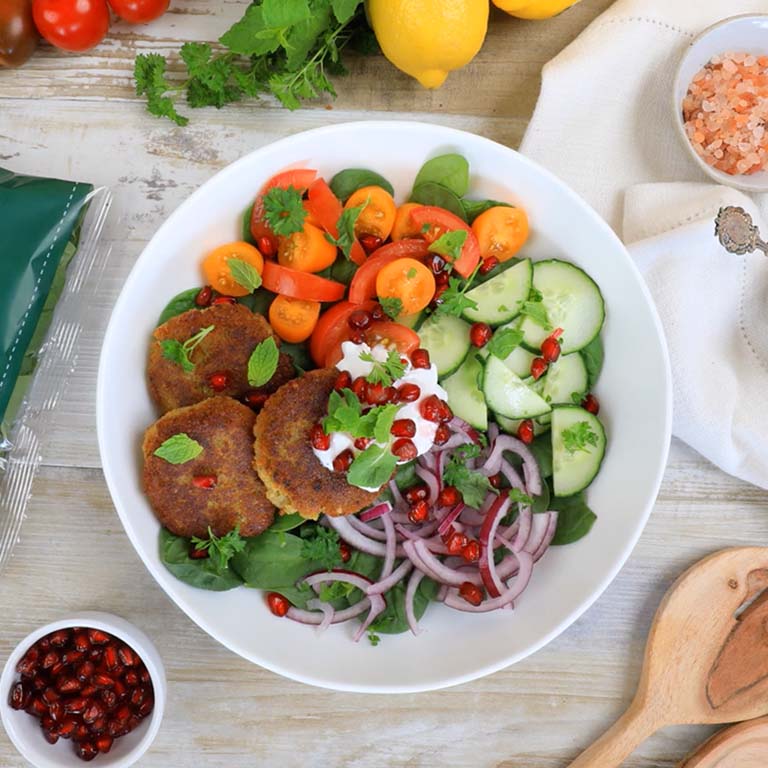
143, 396, 276, 538
253, 368, 381, 520
147, 302, 295, 414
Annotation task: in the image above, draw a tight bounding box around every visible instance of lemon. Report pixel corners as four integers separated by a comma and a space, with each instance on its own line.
492, 0, 581, 20
367, 0, 489, 89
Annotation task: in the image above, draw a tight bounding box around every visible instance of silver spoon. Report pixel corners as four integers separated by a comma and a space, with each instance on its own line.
715, 206, 768, 256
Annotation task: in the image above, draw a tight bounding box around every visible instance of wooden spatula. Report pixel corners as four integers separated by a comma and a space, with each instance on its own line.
678, 716, 768, 767
568, 547, 768, 768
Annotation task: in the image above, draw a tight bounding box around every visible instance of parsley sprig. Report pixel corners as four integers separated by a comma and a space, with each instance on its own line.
561, 421, 599, 454
433, 262, 481, 318
443, 444, 496, 509
326, 199, 367, 259
300, 526, 342, 571
190, 526, 247, 573
160, 325, 214, 372
262, 187, 307, 236
379, 296, 403, 320
360, 349, 405, 387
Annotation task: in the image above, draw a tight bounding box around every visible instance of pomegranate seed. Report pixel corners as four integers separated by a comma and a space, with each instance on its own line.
461, 540, 480, 563
138, 697, 154, 718
437, 399, 453, 423
194, 285, 213, 307
351, 376, 367, 401
517, 419, 534, 445
365, 382, 395, 405
310, 423, 331, 451
74, 722, 90, 741
92, 673, 115, 689
41, 650, 59, 669
433, 423, 451, 445
189, 545, 209, 560
9, 682, 29, 710
257, 235, 276, 258
348, 309, 372, 329
446, 532, 469, 555
87, 630, 110, 646
479, 256, 499, 275
209, 371, 228, 391
101, 688, 118, 709
103, 646, 118, 671
459, 581, 484, 606
437, 486, 461, 507
427, 254, 446, 274
76, 741, 99, 761
49, 630, 71, 648
267, 592, 290, 617
43, 687, 60, 705
124, 670, 139, 687
75, 661, 95, 683
43, 727, 59, 745
114, 679, 128, 698
391, 418, 416, 438
56, 676, 81, 695
27, 695, 47, 716
83, 701, 104, 724
95, 734, 114, 753
332, 449, 354, 473
139, 668, 150, 684
419, 394, 442, 422
530, 357, 548, 380
49, 661, 65, 677
370, 303, 385, 321
192, 474, 217, 490
435, 270, 449, 286
17, 650, 39, 677
81, 684, 98, 698
349, 328, 365, 344
392, 438, 417, 461
31, 676, 47, 691
430, 284, 447, 308
130, 686, 144, 707
397, 382, 421, 402
64, 696, 88, 714
339, 542, 351, 563
58, 717, 77, 738
470, 322, 492, 348
408, 500, 429, 523
359, 234, 383, 254
582, 393, 600, 414
410, 348, 430, 369
212, 296, 236, 305
541, 336, 561, 363
334, 370, 352, 391
404, 484, 429, 504
63, 649, 85, 665
243, 391, 268, 409
489, 473, 503, 489
353, 437, 371, 451
90, 717, 107, 735
49, 700, 65, 722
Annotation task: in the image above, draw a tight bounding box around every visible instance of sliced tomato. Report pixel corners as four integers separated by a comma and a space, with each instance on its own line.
261, 262, 345, 303
348, 239, 430, 304
309, 300, 376, 367
409, 206, 481, 278
349, 239, 367, 267
305, 178, 343, 237
324, 320, 420, 368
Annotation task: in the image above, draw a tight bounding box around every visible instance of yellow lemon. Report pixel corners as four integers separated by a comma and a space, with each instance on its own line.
366, 0, 489, 89
492, 0, 581, 20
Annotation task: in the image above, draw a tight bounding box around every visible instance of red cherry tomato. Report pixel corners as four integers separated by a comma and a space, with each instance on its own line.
309, 300, 376, 367
32, 0, 109, 52
107, 0, 169, 23
348, 239, 430, 304
261, 261, 345, 304
304, 178, 343, 238
409, 206, 481, 278
324, 320, 419, 368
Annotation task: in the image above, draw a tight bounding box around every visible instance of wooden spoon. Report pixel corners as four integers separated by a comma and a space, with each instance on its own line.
568, 547, 768, 768
678, 716, 768, 767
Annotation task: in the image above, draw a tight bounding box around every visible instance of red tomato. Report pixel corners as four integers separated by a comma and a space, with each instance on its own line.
348, 239, 430, 304
261, 261, 345, 304
32, 0, 109, 51
107, 0, 168, 23
323, 320, 420, 368
409, 206, 481, 278
304, 178, 342, 237
309, 300, 376, 367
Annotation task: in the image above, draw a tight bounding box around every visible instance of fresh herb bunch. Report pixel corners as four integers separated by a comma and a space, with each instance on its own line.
134, 0, 375, 126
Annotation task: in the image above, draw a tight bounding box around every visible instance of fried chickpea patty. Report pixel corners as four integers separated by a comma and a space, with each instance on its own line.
147, 302, 295, 414
253, 368, 380, 519
143, 397, 275, 538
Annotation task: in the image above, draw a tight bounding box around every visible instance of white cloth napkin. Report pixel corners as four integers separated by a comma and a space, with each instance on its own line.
520, 0, 768, 488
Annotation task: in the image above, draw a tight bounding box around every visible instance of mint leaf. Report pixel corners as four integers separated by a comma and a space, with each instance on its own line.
228, 258, 262, 293
331, 0, 362, 23
487, 328, 524, 359
326, 200, 366, 259
190, 526, 247, 573
347, 443, 398, 489
154, 433, 203, 465
521, 301, 550, 329
561, 421, 599, 454
373, 404, 399, 444
262, 0, 312, 28
161, 325, 214, 372
262, 186, 307, 236
248, 337, 279, 387
428, 230, 467, 263
379, 296, 403, 320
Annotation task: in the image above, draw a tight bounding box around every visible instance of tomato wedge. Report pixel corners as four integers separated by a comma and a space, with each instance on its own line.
261, 262, 345, 303
409, 206, 481, 278
324, 320, 420, 368
305, 178, 343, 237
309, 300, 376, 367
348, 239, 430, 303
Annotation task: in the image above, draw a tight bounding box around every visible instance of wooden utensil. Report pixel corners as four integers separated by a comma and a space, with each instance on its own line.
678, 716, 768, 767
568, 547, 768, 768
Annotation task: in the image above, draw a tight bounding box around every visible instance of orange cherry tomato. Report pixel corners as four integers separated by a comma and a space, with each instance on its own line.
324, 321, 420, 368
391, 203, 423, 241
268, 295, 321, 343
409, 206, 481, 278
277, 222, 338, 274
345, 185, 397, 241
348, 239, 430, 304
309, 300, 377, 367
202, 241, 264, 298
375, 258, 436, 316
261, 262, 346, 304
304, 178, 343, 237
471, 206, 529, 262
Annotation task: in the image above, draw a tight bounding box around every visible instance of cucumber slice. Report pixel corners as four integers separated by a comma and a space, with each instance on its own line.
462, 259, 532, 326
482, 355, 551, 419
541, 353, 588, 405
499, 343, 535, 378
520, 260, 605, 354
551, 405, 606, 496
442, 354, 487, 430
418, 314, 470, 377
496, 414, 550, 437
400, 310, 425, 330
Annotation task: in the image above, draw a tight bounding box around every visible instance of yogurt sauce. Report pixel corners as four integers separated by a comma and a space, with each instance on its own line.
313, 341, 448, 491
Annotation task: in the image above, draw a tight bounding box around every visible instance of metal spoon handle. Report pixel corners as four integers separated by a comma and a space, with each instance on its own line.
715, 206, 768, 256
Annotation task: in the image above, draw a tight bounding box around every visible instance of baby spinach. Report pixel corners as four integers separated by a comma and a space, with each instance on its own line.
157, 288, 201, 326
158, 528, 244, 591
581, 336, 604, 390
462, 199, 512, 224
236, 288, 273, 316
549, 492, 597, 545
268, 513, 305, 533
528, 434, 553, 479
531, 479, 551, 515
413, 153, 470, 198
369, 575, 439, 635
242, 202, 255, 244
409, 182, 467, 221
329, 168, 394, 202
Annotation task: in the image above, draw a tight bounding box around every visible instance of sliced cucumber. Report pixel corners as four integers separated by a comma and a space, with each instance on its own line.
442, 354, 487, 430
482, 355, 551, 420
400, 310, 425, 330
541, 353, 588, 405
551, 405, 606, 497
496, 414, 550, 437
462, 259, 532, 326
418, 314, 470, 377
520, 260, 605, 354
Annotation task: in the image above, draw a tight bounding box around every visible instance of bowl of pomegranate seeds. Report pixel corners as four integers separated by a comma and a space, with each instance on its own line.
0, 612, 165, 767
674, 14, 768, 192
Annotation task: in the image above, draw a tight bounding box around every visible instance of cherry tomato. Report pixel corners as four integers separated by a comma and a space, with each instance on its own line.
277, 222, 337, 273
345, 185, 397, 240
324, 320, 419, 368
261, 261, 345, 304
348, 239, 430, 304
32, 0, 109, 52
268, 296, 321, 344
375, 258, 435, 316
1, 0, 38, 68
304, 178, 343, 237
472, 206, 529, 262
201, 241, 263, 298
409, 206, 481, 278
107, 0, 168, 23
309, 300, 376, 367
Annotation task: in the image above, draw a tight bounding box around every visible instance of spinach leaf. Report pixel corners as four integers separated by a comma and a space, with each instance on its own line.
237, 288, 273, 316
158, 528, 243, 591
528, 434, 553, 479
157, 288, 200, 326
280, 341, 315, 375
329, 257, 358, 285
410, 182, 467, 221
549, 492, 597, 545
531, 478, 551, 515
581, 335, 604, 389
413, 154, 469, 197
268, 513, 305, 533
329, 168, 394, 202
242, 202, 255, 244
462, 199, 512, 224
369, 574, 439, 634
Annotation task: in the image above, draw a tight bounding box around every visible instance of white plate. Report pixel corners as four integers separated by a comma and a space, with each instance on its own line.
97, 121, 672, 693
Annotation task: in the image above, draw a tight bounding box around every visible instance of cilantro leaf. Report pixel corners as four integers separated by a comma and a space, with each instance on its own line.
487, 328, 524, 359
561, 421, 599, 454
443, 445, 495, 508
379, 296, 403, 320
347, 443, 398, 490
228, 258, 262, 293
262, 186, 307, 236
360, 349, 406, 386
508, 488, 534, 506
248, 337, 279, 387
190, 526, 247, 574
299, 526, 342, 570
154, 433, 203, 465
134, 54, 189, 127
433, 276, 478, 318
428, 230, 467, 263
520, 300, 551, 329
326, 200, 366, 259
161, 325, 214, 372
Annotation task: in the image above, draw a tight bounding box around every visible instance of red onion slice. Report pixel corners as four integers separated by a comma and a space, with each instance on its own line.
499, 458, 526, 492
367, 559, 413, 595
437, 502, 465, 536
353, 593, 387, 642
304, 569, 374, 593
511, 505, 532, 552
415, 464, 440, 501
286, 599, 370, 626
360, 501, 392, 523
482, 435, 542, 496
380, 513, 396, 580
396, 524, 449, 554
306, 598, 335, 633
347, 515, 389, 542
411, 540, 483, 587
528, 511, 558, 562
327, 516, 405, 558
478, 492, 512, 598
388, 480, 406, 511
405, 569, 425, 636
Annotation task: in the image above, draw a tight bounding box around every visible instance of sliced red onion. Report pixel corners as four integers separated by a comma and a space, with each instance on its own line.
482, 435, 542, 496
415, 464, 440, 502
527, 511, 558, 562
327, 516, 405, 558
401, 540, 449, 583
437, 502, 465, 536
394, 519, 440, 540
411, 539, 483, 586
286, 599, 370, 626
380, 513, 396, 580
440, 431, 474, 450
511, 505, 532, 552
367, 559, 413, 595
304, 569, 374, 593
488, 422, 500, 444
396, 524, 449, 554
499, 458, 526, 492
478, 492, 512, 598
352, 592, 387, 642
347, 514, 388, 542
449, 417, 481, 444
388, 480, 406, 511
459, 507, 486, 526
436, 584, 448, 602
360, 501, 392, 523
405, 569, 425, 636
390, 510, 415, 525
306, 598, 335, 633
418, 451, 437, 474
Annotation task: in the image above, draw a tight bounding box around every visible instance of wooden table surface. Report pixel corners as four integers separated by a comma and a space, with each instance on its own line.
3, 1, 767, 766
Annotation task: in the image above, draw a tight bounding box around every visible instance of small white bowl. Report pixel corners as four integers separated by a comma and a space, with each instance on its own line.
1, 613, 166, 768
673, 14, 768, 192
